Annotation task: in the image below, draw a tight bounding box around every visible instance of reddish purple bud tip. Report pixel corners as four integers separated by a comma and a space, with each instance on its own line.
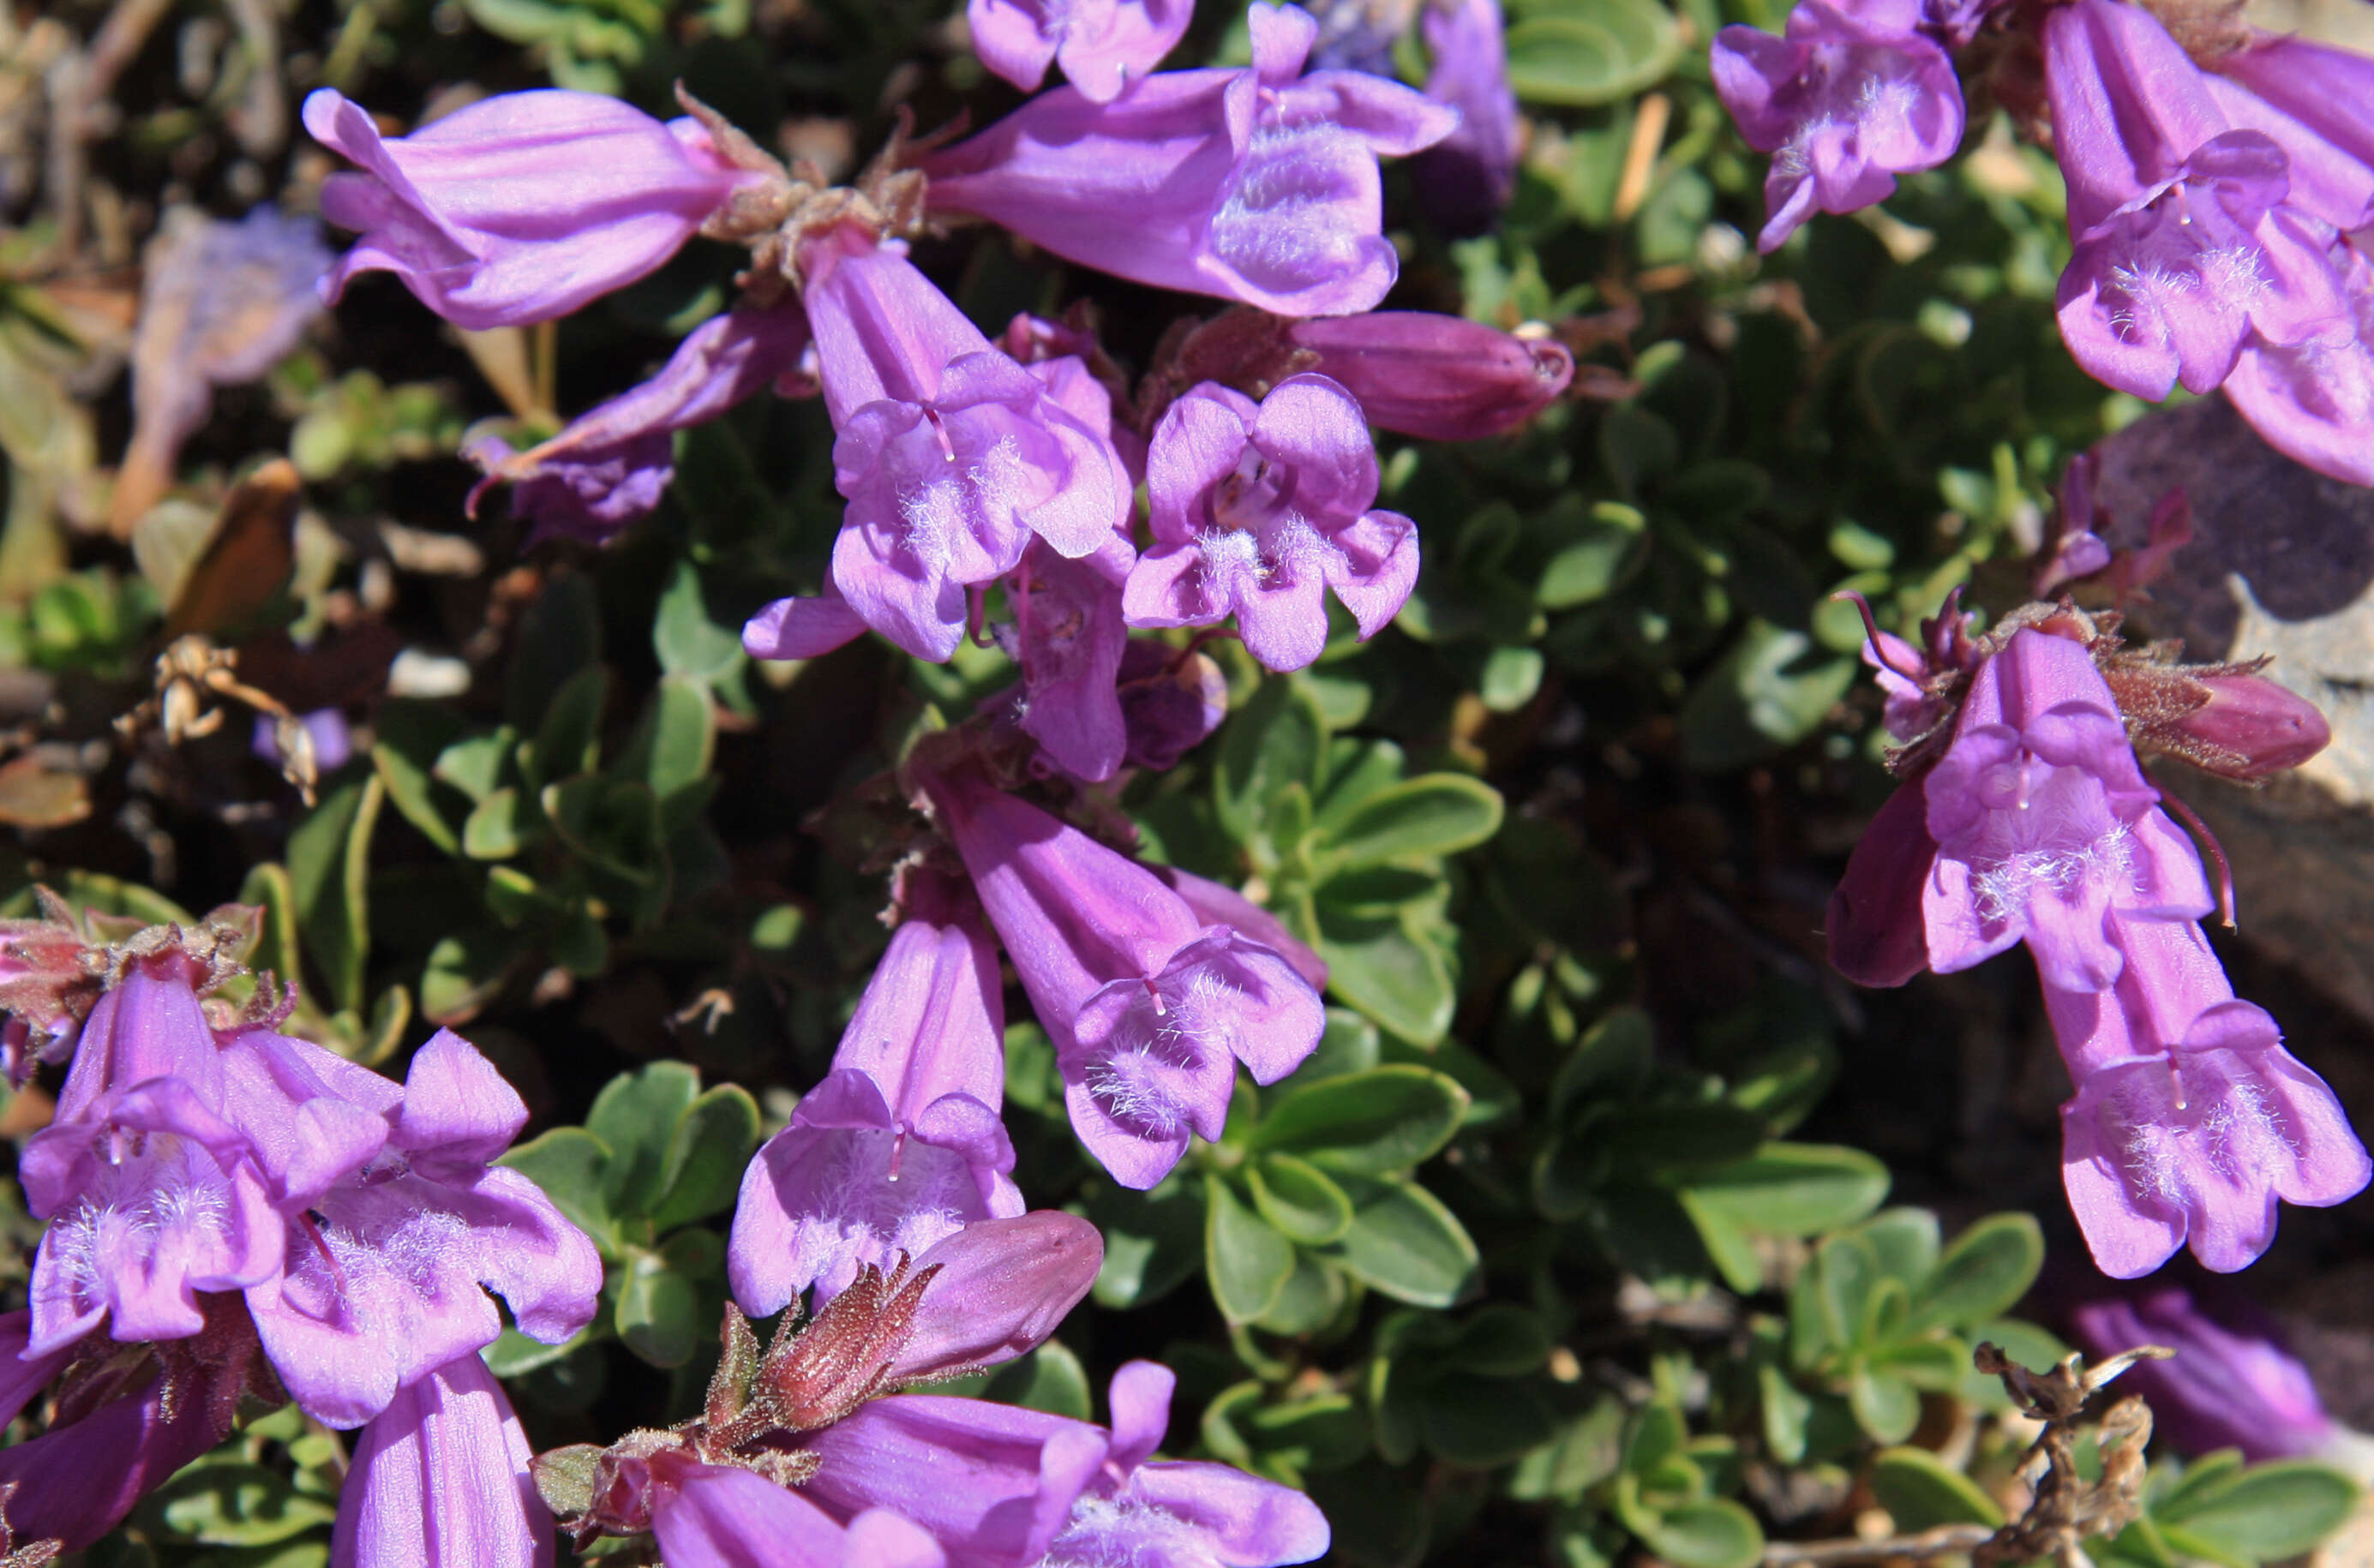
2180, 674, 2332, 780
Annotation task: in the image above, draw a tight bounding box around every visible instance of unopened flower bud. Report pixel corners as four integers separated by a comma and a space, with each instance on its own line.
2170, 673, 2332, 781
1283, 313, 1574, 440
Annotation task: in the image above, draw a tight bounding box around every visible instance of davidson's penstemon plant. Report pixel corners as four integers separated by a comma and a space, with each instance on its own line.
3, 0, 2373, 1563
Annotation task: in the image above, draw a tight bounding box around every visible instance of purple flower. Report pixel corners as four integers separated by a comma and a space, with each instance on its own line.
333, 1353, 554, 1568
2221, 239, 2374, 487
0, 1296, 265, 1553
20, 949, 285, 1356
1115, 639, 1230, 772
2045, 0, 2351, 401
117, 206, 328, 530
467, 302, 815, 543
1711, 0, 1964, 252
997, 535, 1136, 782
794, 1362, 1328, 1568
649, 1456, 948, 1568
305, 88, 749, 330
968, 0, 1194, 102
2051, 913, 2368, 1277
922, 771, 1324, 1188
1919, 627, 2213, 993
921, 3, 1458, 317
1825, 780, 1940, 990
1411, 0, 1522, 236
1039, 1362, 1330, 1568
1283, 311, 1574, 440
240, 1027, 604, 1427
752, 230, 1129, 663
2213, 36, 2374, 206
881, 1212, 1106, 1385
729, 911, 1024, 1319
1124, 374, 1419, 672
1153, 865, 1330, 991
2069, 1286, 2335, 1460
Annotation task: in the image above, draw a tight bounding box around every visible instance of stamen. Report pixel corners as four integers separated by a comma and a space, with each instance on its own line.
887, 1128, 906, 1183
1144, 976, 1167, 1017
1833, 590, 1925, 684
2156, 788, 2237, 929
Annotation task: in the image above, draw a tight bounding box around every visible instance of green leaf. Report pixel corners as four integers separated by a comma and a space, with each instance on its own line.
420, 926, 518, 1025
434, 728, 514, 803
2155, 1460, 2361, 1563
614, 1246, 703, 1368
983, 1340, 1094, 1420
463, 788, 530, 860
1450, 1304, 1555, 1377
1319, 775, 1504, 871
654, 560, 747, 688
499, 1126, 616, 1246
646, 1083, 762, 1233
527, 664, 608, 788
1847, 1362, 1921, 1445
1537, 500, 1647, 609
1246, 1153, 1356, 1245
1255, 1252, 1352, 1336
1252, 1065, 1470, 1176
1502, 0, 1679, 105
1910, 1213, 2043, 1332
1510, 1396, 1626, 1501
588, 1062, 701, 1218
543, 775, 664, 887
1676, 1189, 1763, 1295
1087, 1178, 1208, 1309
1215, 677, 1328, 846
370, 700, 468, 853
1759, 1365, 1812, 1464
1423, 1379, 1559, 1468
1635, 1499, 1765, 1568
1207, 1175, 1298, 1324
1870, 1446, 2005, 1530
1677, 1144, 1890, 1237
1550, 1007, 1655, 1118
1322, 1177, 1478, 1307
1678, 621, 1859, 772
153, 1463, 338, 1547
286, 774, 382, 1015
1298, 1007, 1384, 1081
619, 676, 716, 817
1851, 1208, 1942, 1290
1312, 901, 1457, 1046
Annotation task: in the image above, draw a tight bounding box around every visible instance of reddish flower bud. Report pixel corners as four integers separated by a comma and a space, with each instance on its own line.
2169, 673, 2332, 780
1282, 312, 1573, 440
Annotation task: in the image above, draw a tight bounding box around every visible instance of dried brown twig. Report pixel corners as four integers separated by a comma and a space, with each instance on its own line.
1760, 1341, 2173, 1568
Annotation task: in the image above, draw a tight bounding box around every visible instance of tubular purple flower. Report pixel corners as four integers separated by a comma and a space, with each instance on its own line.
1152, 865, 1329, 991
304, 88, 749, 329
1919, 628, 2213, 992
1711, 0, 1964, 252
2069, 1286, 2335, 1460
1412, 0, 1522, 236
1115, 639, 1229, 772
0, 1297, 261, 1553
1825, 780, 1939, 990
920, 771, 1325, 1188
467, 301, 815, 543
968, 0, 1194, 102
2212, 34, 2374, 184
797, 1394, 1113, 1567
2044, 0, 2352, 401
920, 3, 1459, 317
2165, 672, 2332, 781
648, 1456, 947, 1568
2221, 240, 2374, 487
332, 1353, 554, 1568
1125, 374, 1419, 672
2050, 913, 2369, 1277
20, 949, 285, 1356
773, 230, 1129, 662
883, 1211, 1105, 1385
1038, 1362, 1330, 1568
242, 1027, 603, 1428
998, 534, 1135, 782
1282, 312, 1574, 440
729, 911, 1025, 1319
